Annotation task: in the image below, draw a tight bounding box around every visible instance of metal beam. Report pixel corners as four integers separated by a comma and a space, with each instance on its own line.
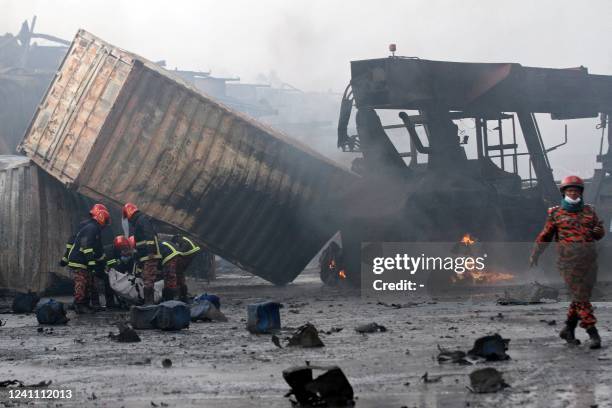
517, 112, 558, 203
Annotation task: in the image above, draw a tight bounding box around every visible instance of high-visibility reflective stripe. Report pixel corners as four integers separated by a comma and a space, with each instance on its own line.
161, 242, 181, 265
139, 254, 162, 262
87, 261, 97, 266
81, 248, 94, 254
61, 257, 68, 262
106, 259, 118, 266
136, 240, 155, 247
181, 237, 201, 256
68, 262, 88, 269
66, 244, 74, 249
96, 254, 106, 261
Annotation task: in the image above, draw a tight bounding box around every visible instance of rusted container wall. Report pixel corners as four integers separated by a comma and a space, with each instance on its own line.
19, 30, 356, 284
0, 156, 88, 293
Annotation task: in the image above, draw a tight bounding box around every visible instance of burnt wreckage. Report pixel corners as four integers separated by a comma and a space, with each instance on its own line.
323, 56, 612, 285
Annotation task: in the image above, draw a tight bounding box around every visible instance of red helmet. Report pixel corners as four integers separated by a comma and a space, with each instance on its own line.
113, 235, 130, 250
128, 235, 136, 249
122, 202, 138, 220
90, 203, 110, 226
560, 175, 584, 193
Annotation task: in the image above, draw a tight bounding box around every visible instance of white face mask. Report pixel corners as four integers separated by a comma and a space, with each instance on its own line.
564, 195, 582, 204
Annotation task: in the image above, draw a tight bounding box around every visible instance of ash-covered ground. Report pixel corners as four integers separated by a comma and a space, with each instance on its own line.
1, 267, 611, 408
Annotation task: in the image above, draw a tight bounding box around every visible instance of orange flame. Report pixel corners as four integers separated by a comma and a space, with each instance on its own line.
461, 233, 475, 245
339, 270, 346, 279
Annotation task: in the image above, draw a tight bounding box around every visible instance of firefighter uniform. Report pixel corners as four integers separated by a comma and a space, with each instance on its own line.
128, 209, 161, 304
531, 175, 604, 349
65, 219, 106, 308
532, 204, 604, 326
159, 236, 201, 301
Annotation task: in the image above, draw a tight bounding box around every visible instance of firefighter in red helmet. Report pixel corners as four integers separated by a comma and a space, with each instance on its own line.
63, 203, 111, 314
122, 203, 161, 305
530, 175, 605, 349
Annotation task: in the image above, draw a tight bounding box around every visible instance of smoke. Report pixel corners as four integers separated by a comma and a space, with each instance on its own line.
2, 0, 612, 175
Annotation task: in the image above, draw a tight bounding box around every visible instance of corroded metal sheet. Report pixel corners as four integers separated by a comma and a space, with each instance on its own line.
0, 156, 87, 293
20, 30, 355, 284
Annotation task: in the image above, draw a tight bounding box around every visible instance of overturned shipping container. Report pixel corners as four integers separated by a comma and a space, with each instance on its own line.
0, 156, 88, 293
19, 30, 355, 285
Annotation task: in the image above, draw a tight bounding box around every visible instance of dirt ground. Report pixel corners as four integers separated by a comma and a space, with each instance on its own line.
1, 267, 611, 408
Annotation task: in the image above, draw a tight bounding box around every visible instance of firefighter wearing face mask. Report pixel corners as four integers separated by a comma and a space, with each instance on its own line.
64, 204, 111, 314
530, 175, 605, 349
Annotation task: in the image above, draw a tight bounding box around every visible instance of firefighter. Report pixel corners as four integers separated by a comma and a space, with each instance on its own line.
159, 235, 201, 302
65, 203, 111, 314
106, 235, 136, 275
530, 175, 605, 349
122, 203, 161, 305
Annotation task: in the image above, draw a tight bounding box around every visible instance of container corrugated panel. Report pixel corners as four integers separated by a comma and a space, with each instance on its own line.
0, 156, 87, 293
19, 30, 356, 284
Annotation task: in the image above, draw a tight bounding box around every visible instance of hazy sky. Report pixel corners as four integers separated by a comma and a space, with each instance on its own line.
3, 0, 612, 177
3, 0, 612, 92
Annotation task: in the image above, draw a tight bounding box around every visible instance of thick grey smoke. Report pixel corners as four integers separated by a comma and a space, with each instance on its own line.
2, 0, 612, 177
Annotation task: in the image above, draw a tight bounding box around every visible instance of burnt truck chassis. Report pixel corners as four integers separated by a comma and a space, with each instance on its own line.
325, 56, 612, 286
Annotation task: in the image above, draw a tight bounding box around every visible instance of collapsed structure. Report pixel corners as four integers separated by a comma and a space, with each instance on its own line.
18, 30, 356, 286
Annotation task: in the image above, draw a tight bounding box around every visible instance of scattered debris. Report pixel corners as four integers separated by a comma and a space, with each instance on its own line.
88, 392, 97, 400
288, 323, 325, 348
247, 302, 282, 334
12, 291, 40, 313
283, 365, 354, 406
109, 323, 141, 343
131, 301, 190, 331
0, 319, 5, 327
498, 282, 559, 305
162, 359, 172, 368
490, 313, 504, 320
437, 345, 472, 365
540, 319, 557, 326
355, 322, 387, 333
421, 372, 442, 383
190, 299, 227, 322
468, 334, 510, 361
35, 299, 69, 325
271, 335, 283, 349
468, 368, 509, 393
0, 379, 52, 388
37, 327, 54, 335
73, 338, 85, 344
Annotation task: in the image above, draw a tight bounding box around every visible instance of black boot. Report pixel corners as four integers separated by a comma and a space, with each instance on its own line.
560, 318, 581, 345
162, 287, 177, 302
178, 285, 190, 303
587, 326, 601, 349
143, 288, 155, 305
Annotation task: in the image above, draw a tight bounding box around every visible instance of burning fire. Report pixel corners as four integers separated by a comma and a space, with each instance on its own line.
329, 259, 346, 280
460, 233, 475, 246
451, 233, 515, 284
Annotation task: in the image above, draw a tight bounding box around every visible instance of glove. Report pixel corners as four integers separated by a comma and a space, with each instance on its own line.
529, 254, 538, 267
593, 223, 604, 236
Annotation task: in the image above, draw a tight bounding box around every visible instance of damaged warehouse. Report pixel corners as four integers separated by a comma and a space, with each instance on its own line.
1, 2, 612, 407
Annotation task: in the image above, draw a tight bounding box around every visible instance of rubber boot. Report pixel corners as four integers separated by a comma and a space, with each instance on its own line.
587, 326, 601, 349
143, 287, 155, 305
560, 318, 581, 345
178, 285, 189, 303
162, 287, 177, 302
90, 280, 104, 312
